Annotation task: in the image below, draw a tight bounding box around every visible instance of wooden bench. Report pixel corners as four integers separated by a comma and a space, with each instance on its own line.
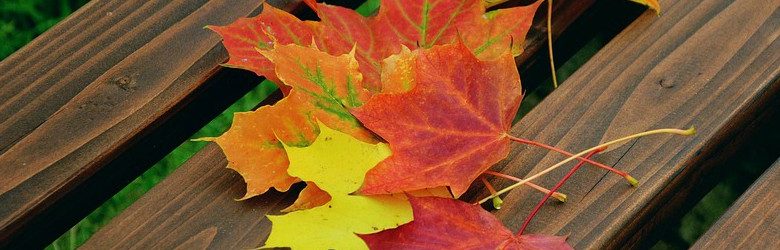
0, 0, 777, 248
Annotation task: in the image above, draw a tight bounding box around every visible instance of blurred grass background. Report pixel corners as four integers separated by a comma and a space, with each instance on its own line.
0, 0, 775, 249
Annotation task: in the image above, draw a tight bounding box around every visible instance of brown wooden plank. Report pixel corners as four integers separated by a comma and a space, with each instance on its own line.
86, 0, 780, 248
0, 0, 309, 248
492, 0, 779, 248
80, 0, 614, 248
692, 159, 780, 249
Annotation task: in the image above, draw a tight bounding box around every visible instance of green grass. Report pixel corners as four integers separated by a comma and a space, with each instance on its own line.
0, 0, 89, 59
2, 0, 774, 249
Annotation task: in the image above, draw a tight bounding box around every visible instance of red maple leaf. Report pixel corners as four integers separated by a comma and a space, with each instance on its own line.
360, 196, 572, 250
207, 3, 319, 92
211, 0, 540, 92
311, 0, 539, 91
352, 42, 522, 197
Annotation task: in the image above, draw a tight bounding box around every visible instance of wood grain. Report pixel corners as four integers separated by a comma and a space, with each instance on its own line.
491, 0, 779, 248
84, 0, 779, 249
0, 0, 306, 248
692, 159, 780, 249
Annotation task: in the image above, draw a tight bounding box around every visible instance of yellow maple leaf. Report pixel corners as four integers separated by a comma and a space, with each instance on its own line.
263, 122, 412, 249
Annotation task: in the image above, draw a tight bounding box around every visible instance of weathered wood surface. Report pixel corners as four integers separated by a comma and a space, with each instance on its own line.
692, 159, 780, 249
491, 0, 779, 248
0, 0, 307, 248
84, 0, 780, 249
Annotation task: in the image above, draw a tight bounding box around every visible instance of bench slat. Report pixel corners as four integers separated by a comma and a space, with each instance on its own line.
692, 159, 780, 249
87, 0, 780, 248
492, 0, 779, 248
0, 0, 306, 248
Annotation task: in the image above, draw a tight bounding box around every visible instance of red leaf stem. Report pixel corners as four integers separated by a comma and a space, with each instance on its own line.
517, 147, 606, 236
507, 136, 629, 177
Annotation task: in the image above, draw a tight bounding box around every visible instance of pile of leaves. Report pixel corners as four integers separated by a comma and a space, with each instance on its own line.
205, 0, 668, 248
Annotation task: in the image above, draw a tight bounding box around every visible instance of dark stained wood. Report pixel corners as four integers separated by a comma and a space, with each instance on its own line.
84, 0, 780, 249
692, 159, 780, 249
491, 0, 780, 248
0, 0, 308, 248
84, 144, 298, 249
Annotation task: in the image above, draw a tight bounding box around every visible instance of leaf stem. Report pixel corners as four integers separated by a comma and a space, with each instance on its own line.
484, 171, 567, 202
478, 127, 696, 204
547, 0, 558, 88
516, 148, 604, 236
507, 135, 637, 186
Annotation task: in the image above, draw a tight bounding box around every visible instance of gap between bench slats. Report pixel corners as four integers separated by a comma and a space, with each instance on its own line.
85, 0, 780, 249
692, 158, 780, 249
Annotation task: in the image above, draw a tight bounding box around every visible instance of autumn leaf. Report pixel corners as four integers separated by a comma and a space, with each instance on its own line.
207, 3, 318, 91
259, 43, 377, 142
368, 0, 483, 49
463, 1, 543, 59
211, 42, 380, 205
360, 196, 573, 250
353, 42, 522, 197
311, 0, 540, 89
214, 0, 540, 92
264, 122, 412, 249
205, 91, 319, 200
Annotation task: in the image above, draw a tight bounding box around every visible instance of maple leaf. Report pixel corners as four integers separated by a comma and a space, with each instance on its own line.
310, 0, 541, 89
215, 0, 540, 92
207, 3, 319, 91
211, 43, 379, 206
258, 43, 377, 142
352, 42, 522, 197
462, 1, 543, 59
360, 196, 573, 250
264, 122, 412, 249
207, 92, 316, 200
